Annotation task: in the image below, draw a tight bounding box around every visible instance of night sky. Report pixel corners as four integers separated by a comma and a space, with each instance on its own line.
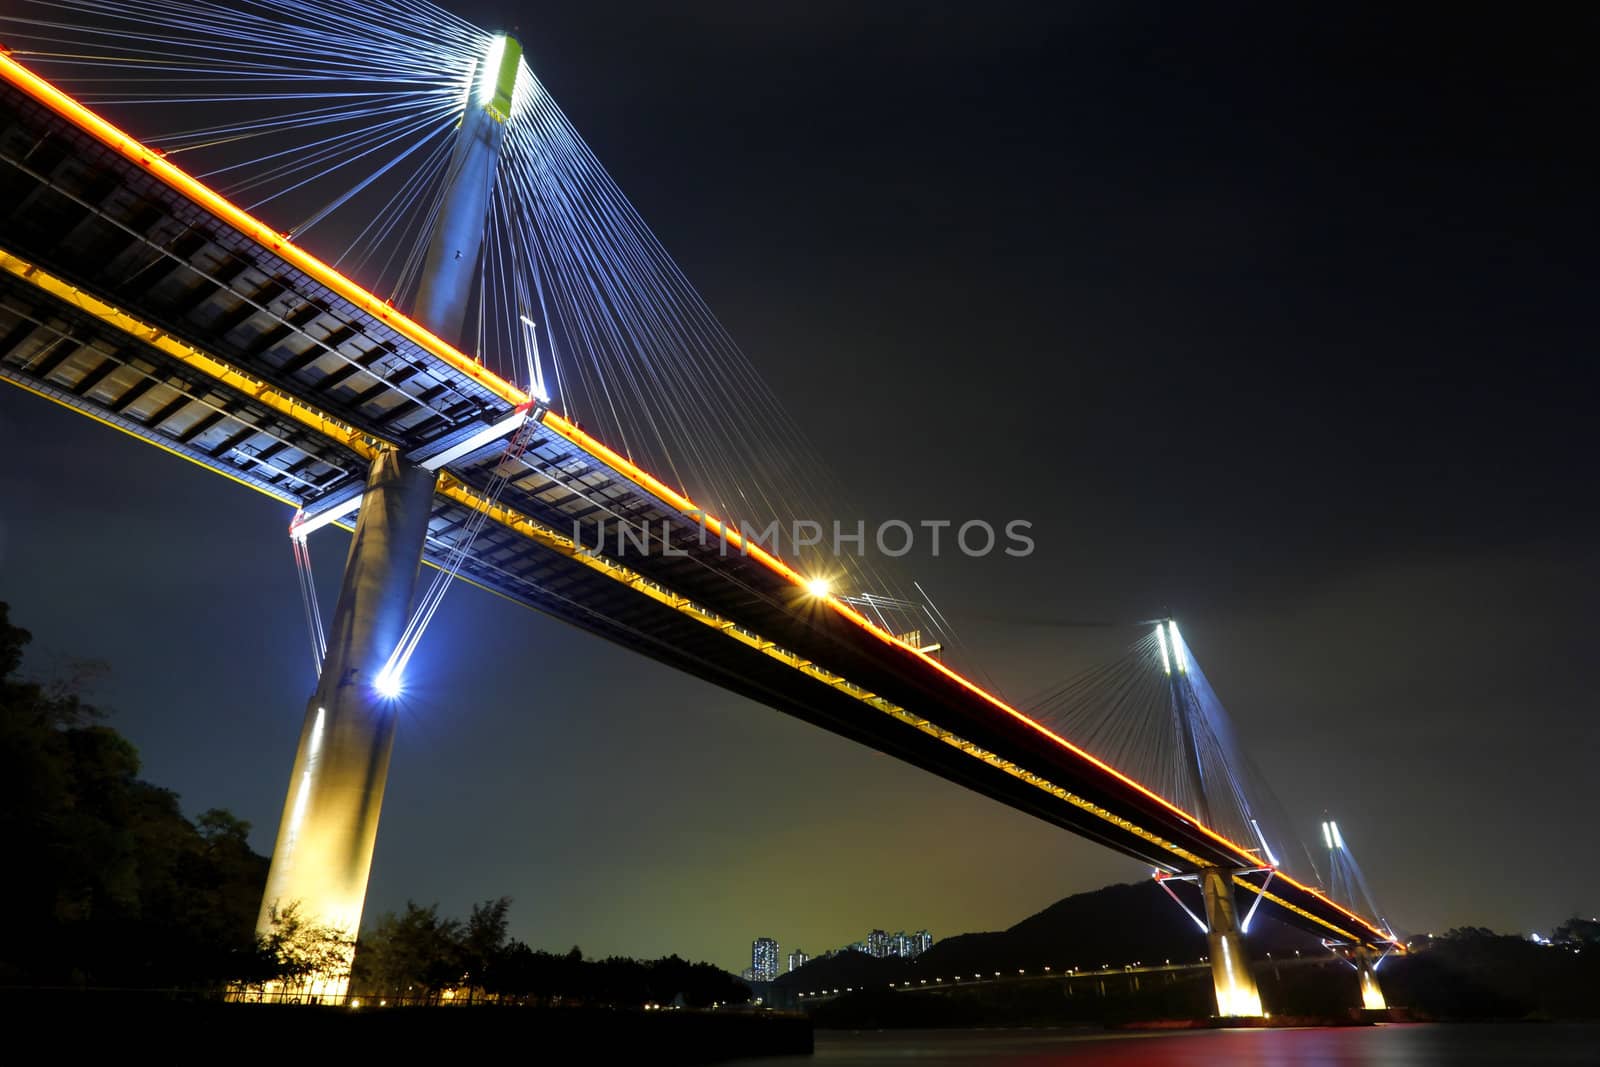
1, 2, 1594, 970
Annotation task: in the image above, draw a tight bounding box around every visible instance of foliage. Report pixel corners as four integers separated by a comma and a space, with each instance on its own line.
353, 901, 465, 998
353, 898, 751, 1008
0, 600, 751, 1006
0, 601, 268, 986
1553, 917, 1600, 945
257, 901, 356, 989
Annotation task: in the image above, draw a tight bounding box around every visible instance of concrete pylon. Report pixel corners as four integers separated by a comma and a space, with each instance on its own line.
412, 36, 519, 347
1162, 620, 1213, 828
253, 452, 437, 999
251, 33, 523, 1003
1199, 867, 1264, 1017
1355, 947, 1388, 1010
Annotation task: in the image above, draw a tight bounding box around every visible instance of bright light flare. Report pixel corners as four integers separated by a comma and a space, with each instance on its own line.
805, 577, 832, 598
477, 35, 507, 105
1214, 936, 1264, 1017
1359, 965, 1388, 1010
518, 314, 551, 403
1168, 620, 1187, 673
473, 33, 523, 121
373, 670, 403, 700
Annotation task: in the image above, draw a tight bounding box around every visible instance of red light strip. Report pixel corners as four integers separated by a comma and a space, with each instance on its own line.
0, 52, 1393, 947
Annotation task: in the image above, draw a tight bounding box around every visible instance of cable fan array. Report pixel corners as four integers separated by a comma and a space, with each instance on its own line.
1320, 816, 1392, 938
1027, 623, 1328, 886
0, 0, 946, 634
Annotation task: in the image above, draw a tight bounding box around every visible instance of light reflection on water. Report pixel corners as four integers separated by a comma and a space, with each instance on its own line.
727, 1023, 1600, 1066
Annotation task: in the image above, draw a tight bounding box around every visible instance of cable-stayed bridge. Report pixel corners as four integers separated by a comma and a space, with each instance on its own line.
0, 2, 1399, 1015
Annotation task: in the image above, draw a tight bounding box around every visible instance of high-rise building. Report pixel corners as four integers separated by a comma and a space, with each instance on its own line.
824, 928, 934, 961
751, 937, 778, 982
787, 949, 811, 973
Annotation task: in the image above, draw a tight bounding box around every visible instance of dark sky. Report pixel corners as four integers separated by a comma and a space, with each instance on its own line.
1, 2, 1595, 969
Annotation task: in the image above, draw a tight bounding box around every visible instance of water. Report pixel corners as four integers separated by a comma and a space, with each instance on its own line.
726, 1023, 1600, 1065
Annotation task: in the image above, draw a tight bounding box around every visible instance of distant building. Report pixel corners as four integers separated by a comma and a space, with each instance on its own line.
866, 930, 890, 958
818, 928, 934, 961
787, 949, 810, 973
751, 937, 778, 982
873, 929, 935, 959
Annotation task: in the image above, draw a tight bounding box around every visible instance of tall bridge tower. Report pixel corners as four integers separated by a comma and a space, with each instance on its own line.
1159, 620, 1264, 1017
252, 34, 523, 1000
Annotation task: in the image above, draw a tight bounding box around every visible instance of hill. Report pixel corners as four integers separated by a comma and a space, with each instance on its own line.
775, 880, 1323, 996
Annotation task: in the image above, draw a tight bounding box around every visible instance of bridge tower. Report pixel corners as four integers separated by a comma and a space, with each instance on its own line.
1158, 620, 1264, 1017
1161, 619, 1213, 829
251, 34, 523, 1002
1321, 817, 1392, 1011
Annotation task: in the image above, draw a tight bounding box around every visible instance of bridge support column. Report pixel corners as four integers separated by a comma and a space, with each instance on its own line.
1199, 867, 1264, 1017
248, 32, 522, 1003
1355, 947, 1388, 1010
254, 450, 437, 1000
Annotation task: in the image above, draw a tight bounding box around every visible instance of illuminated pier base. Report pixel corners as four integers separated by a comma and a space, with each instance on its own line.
1199, 867, 1264, 1017
251, 34, 523, 1003
254, 451, 437, 1000
1356, 949, 1388, 1010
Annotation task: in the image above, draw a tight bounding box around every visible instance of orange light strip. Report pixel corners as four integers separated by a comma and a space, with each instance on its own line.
2, 52, 1392, 948
0, 51, 525, 409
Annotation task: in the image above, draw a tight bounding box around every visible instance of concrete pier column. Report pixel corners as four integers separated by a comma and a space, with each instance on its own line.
1356, 948, 1388, 1010
1199, 867, 1264, 1017
250, 33, 523, 1003
254, 450, 438, 999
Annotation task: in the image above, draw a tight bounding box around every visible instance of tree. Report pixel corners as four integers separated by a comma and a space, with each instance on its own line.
0, 601, 269, 987
258, 901, 356, 996
353, 902, 464, 1001
1554, 917, 1600, 945
462, 896, 511, 999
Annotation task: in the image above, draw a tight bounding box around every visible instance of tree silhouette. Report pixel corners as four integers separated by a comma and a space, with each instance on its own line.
0, 601, 266, 987
256, 901, 356, 997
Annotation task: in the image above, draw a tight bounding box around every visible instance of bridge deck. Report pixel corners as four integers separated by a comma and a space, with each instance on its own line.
0, 54, 1395, 950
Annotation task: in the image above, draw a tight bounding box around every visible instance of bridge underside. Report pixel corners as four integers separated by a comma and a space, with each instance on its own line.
0, 72, 1393, 951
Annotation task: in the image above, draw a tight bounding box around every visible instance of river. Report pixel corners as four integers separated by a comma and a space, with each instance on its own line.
726, 1022, 1599, 1065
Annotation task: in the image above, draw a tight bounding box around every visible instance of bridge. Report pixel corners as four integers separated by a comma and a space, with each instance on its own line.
0, 6, 1398, 1018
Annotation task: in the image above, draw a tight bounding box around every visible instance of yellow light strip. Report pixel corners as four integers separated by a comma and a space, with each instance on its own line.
0, 250, 384, 463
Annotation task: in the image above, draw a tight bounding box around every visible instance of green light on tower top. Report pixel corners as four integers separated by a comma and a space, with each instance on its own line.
477, 33, 522, 122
